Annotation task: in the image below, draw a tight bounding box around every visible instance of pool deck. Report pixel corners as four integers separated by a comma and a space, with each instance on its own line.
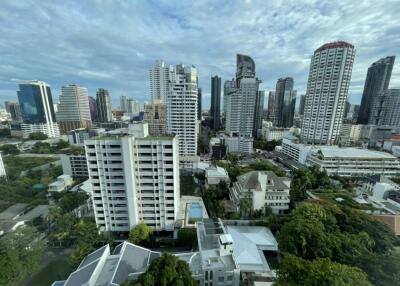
176, 196, 209, 228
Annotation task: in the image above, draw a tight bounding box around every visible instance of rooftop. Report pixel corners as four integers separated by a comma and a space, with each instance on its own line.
236, 171, 289, 191
315, 41, 354, 52
315, 147, 397, 159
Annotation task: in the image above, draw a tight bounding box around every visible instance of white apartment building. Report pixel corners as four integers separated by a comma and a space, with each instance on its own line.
17, 80, 60, 138
225, 136, 254, 154
230, 171, 291, 214
307, 146, 400, 177
167, 64, 199, 168
60, 154, 89, 179
0, 152, 6, 178
281, 135, 314, 164
150, 60, 175, 103
301, 42, 355, 145
85, 123, 180, 232
57, 85, 92, 133
261, 126, 290, 141
143, 99, 168, 136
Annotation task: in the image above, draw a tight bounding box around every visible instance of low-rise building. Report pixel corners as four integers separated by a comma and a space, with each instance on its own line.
0, 152, 6, 178
66, 128, 105, 145
48, 174, 74, 193
230, 171, 290, 214
206, 166, 230, 186
225, 136, 253, 154
261, 127, 290, 142
281, 135, 314, 164
60, 154, 88, 179
307, 147, 400, 177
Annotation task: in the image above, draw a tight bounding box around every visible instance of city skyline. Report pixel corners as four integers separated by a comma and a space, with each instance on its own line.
0, 1, 399, 109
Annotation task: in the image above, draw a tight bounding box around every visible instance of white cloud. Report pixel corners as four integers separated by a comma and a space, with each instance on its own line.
0, 0, 399, 108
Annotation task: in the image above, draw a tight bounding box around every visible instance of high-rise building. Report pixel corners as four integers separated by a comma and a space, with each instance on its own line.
266, 91, 275, 121
224, 54, 261, 137
167, 64, 199, 168
150, 60, 175, 102
143, 100, 168, 135
5, 102, 22, 122
210, 75, 221, 130
298, 94, 306, 115
301, 41, 355, 145
254, 90, 265, 137
120, 96, 128, 112
57, 84, 92, 133
197, 88, 202, 120
358, 56, 395, 124
127, 99, 140, 118
17, 80, 60, 138
96, 88, 112, 122
88, 96, 97, 121
85, 123, 180, 232
370, 89, 400, 126
272, 78, 296, 128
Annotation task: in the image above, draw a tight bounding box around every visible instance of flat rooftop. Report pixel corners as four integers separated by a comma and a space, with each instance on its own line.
317, 147, 397, 159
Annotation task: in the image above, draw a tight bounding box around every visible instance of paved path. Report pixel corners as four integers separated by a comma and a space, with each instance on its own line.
17, 153, 60, 159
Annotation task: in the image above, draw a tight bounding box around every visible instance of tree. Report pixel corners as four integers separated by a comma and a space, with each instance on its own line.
276, 254, 372, 286
58, 192, 88, 214
0, 144, 20, 155
0, 226, 46, 285
28, 132, 48, 140
126, 253, 196, 286
55, 139, 69, 149
129, 223, 154, 246
176, 228, 197, 248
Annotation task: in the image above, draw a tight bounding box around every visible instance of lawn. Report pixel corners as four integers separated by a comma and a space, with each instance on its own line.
3, 155, 57, 177
180, 175, 197, 196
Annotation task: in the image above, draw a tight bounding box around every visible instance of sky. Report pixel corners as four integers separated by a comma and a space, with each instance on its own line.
0, 0, 399, 110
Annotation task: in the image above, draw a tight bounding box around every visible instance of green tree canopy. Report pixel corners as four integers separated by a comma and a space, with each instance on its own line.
0, 144, 20, 155
276, 254, 372, 286
28, 132, 48, 140
128, 223, 154, 246
123, 253, 196, 286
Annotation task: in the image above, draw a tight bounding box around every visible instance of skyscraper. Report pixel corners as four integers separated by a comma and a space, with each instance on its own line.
143, 100, 168, 135
57, 84, 92, 133
85, 123, 180, 232
167, 64, 199, 168
88, 96, 97, 121
197, 88, 202, 120
273, 77, 296, 128
370, 89, 400, 126
120, 95, 128, 112
17, 80, 60, 138
210, 75, 221, 130
6, 102, 22, 122
298, 94, 306, 116
96, 88, 112, 122
358, 56, 395, 124
267, 91, 275, 121
150, 60, 175, 102
224, 54, 261, 137
127, 99, 140, 118
301, 41, 355, 145
254, 90, 265, 137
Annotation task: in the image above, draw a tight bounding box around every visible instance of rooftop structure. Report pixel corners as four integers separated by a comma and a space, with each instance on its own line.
206, 166, 230, 186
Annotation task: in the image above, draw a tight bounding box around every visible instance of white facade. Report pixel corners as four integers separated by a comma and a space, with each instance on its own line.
0, 152, 6, 178
225, 136, 253, 154
85, 127, 180, 232
167, 64, 199, 168
127, 99, 140, 118
150, 60, 175, 103
57, 85, 92, 132
48, 174, 74, 193
281, 136, 314, 164
261, 127, 290, 141
230, 171, 290, 214
21, 122, 60, 138
301, 42, 355, 145
60, 154, 89, 179
307, 147, 400, 177
206, 166, 230, 186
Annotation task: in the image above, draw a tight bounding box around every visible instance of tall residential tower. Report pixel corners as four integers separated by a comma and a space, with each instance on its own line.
150, 60, 175, 102
301, 41, 355, 145
358, 56, 395, 124
57, 84, 92, 133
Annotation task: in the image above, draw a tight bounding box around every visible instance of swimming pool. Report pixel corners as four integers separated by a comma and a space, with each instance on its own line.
188, 202, 203, 223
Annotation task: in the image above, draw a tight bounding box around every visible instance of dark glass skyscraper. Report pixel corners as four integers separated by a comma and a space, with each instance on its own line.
210, 75, 221, 130
298, 94, 306, 115
197, 87, 202, 120
17, 81, 56, 124
357, 56, 395, 124
273, 77, 296, 127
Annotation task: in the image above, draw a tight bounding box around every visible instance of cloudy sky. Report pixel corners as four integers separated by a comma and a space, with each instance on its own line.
0, 0, 399, 109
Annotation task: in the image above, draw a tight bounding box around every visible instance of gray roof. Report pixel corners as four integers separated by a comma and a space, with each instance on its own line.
236, 171, 288, 191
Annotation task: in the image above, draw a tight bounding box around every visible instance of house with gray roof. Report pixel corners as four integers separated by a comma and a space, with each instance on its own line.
230, 171, 290, 214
